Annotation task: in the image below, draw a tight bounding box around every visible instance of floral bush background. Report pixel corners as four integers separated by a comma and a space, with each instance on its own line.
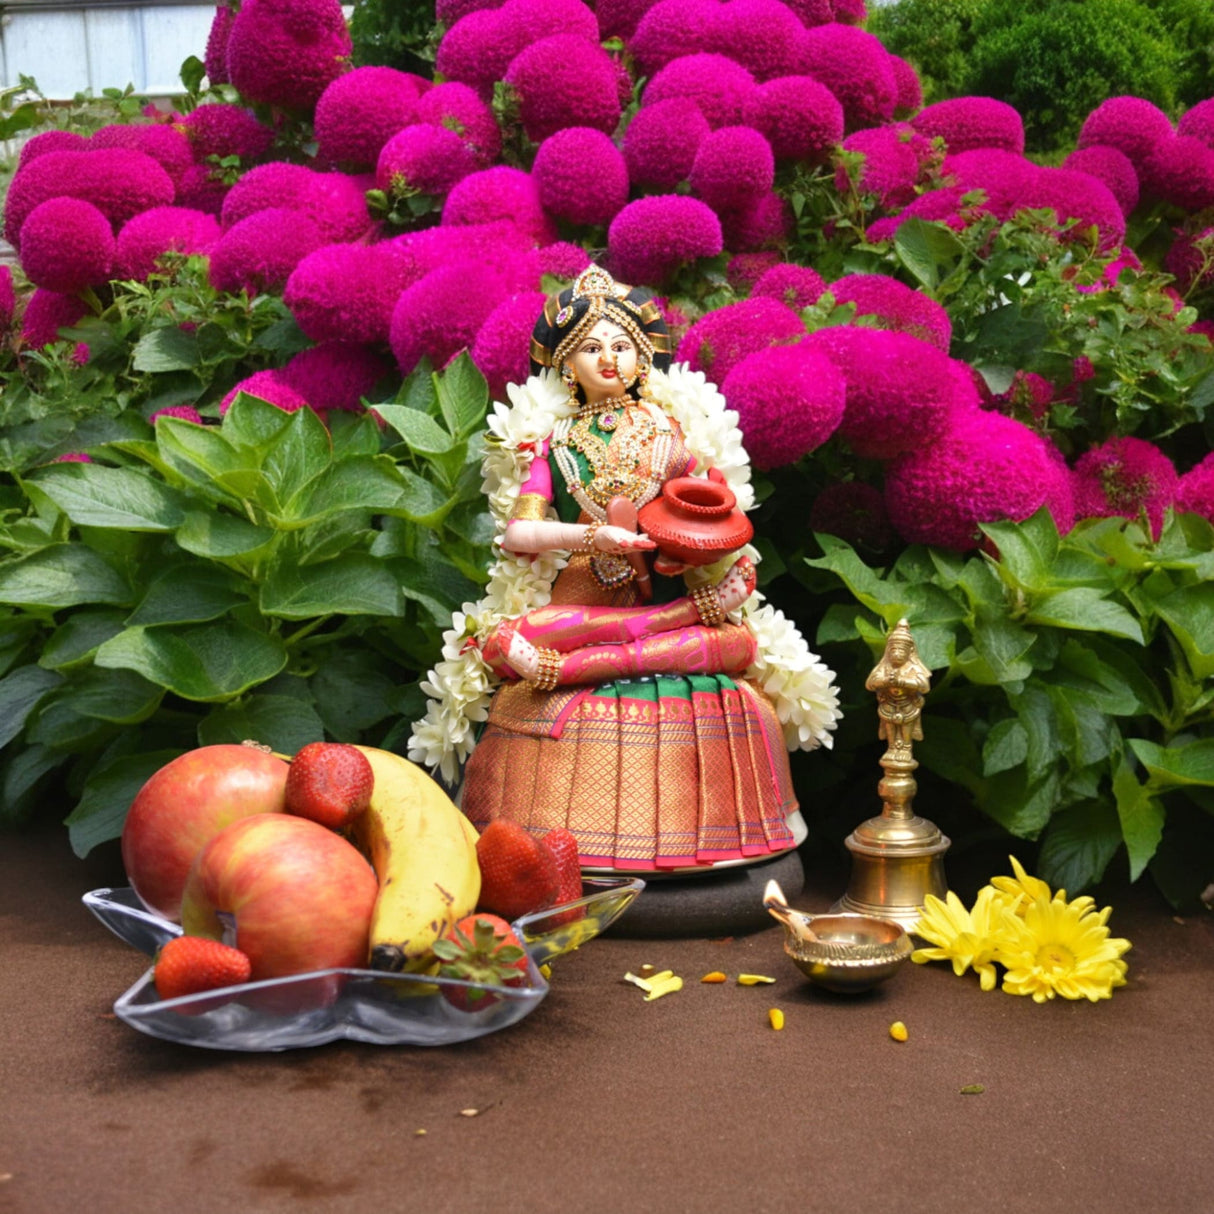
1, 0, 1212, 907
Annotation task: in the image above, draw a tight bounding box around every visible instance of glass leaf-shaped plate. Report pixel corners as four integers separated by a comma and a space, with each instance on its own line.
83, 878, 643, 1051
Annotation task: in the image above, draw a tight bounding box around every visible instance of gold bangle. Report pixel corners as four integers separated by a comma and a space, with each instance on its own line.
583, 522, 602, 551
532, 647, 562, 691
692, 583, 725, 627
511, 493, 550, 523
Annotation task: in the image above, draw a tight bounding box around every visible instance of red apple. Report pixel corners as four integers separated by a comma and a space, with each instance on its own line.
179, 813, 378, 986
122, 744, 290, 921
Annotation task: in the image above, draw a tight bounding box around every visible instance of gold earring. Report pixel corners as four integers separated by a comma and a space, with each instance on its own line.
561, 364, 578, 398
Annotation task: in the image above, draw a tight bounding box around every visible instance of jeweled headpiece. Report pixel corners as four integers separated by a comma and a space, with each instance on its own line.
529, 264, 671, 386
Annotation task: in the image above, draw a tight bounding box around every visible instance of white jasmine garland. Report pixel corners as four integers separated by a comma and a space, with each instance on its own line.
409, 365, 842, 777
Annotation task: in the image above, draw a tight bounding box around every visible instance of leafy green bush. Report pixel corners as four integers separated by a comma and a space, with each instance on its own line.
1140, 0, 1214, 109
867, 0, 988, 104
0, 358, 495, 853
348, 0, 438, 73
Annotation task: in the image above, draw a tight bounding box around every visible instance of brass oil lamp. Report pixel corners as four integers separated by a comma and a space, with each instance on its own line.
834, 619, 950, 935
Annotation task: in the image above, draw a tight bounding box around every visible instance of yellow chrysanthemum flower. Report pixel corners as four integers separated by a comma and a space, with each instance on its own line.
987, 855, 1095, 918
911, 888, 1003, 991
996, 894, 1131, 1002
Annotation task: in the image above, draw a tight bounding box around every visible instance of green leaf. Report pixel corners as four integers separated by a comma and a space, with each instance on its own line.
220, 391, 297, 450
982, 718, 1027, 776
127, 563, 251, 626
176, 510, 276, 559
95, 622, 288, 701
64, 666, 164, 723
1026, 588, 1144, 643
980, 507, 1059, 593
0, 544, 131, 608
1, 744, 65, 827
1009, 684, 1061, 781
259, 403, 334, 507
39, 609, 128, 671
29, 464, 187, 532
970, 608, 1036, 683
1128, 738, 1214, 788
308, 650, 402, 739
435, 352, 489, 439
285, 455, 411, 525
374, 405, 456, 454
132, 326, 200, 372
65, 749, 185, 856
982, 767, 1059, 839
1152, 583, 1214, 679
260, 552, 405, 618
914, 717, 986, 797
1036, 800, 1123, 895
1112, 755, 1166, 880
385, 466, 455, 527
893, 218, 965, 289
1046, 688, 1114, 769
180, 53, 205, 94
386, 556, 462, 625
156, 416, 247, 486
328, 411, 384, 458
1050, 638, 1149, 717
0, 665, 63, 749
197, 694, 325, 753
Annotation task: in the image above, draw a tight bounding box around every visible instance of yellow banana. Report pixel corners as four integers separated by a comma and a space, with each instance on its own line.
350, 746, 481, 972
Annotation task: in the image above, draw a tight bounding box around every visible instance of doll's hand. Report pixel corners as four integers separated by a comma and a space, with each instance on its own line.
593, 525, 657, 553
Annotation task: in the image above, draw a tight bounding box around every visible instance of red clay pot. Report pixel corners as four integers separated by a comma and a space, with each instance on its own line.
639, 474, 753, 566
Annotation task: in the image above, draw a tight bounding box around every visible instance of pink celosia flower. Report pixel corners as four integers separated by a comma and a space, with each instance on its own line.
90, 123, 194, 188
865, 186, 971, 243
751, 262, 826, 309
470, 289, 549, 398
0, 265, 13, 331
115, 207, 222, 281
220, 163, 375, 243
220, 369, 311, 414
832, 0, 866, 21
676, 296, 804, 381
413, 82, 502, 166
537, 241, 592, 278
53, 452, 94, 463
436, 0, 504, 24
180, 102, 275, 163
150, 404, 205, 424
225, 0, 352, 112
998, 369, 1055, 419
596, 0, 661, 40
1071, 435, 1177, 540
690, 126, 775, 214
941, 147, 1040, 221
1077, 96, 1173, 170
442, 166, 557, 245
642, 53, 758, 129
885, 409, 1074, 550
1163, 226, 1214, 293
1074, 245, 1142, 294
721, 343, 846, 468
284, 241, 419, 344
628, 0, 717, 77
1063, 145, 1139, 218
804, 326, 962, 459
504, 35, 622, 143
799, 22, 897, 133
5, 148, 174, 249
706, 0, 804, 82
175, 163, 230, 215
1025, 166, 1126, 252
622, 97, 712, 189
396, 220, 541, 286
836, 124, 933, 210
281, 340, 390, 412
72, 342, 91, 366
719, 189, 791, 253
888, 54, 922, 119
314, 66, 427, 169
1189, 320, 1214, 344
1175, 452, 1214, 524
741, 74, 843, 164
607, 194, 723, 284
375, 124, 478, 196
17, 129, 88, 167
389, 261, 511, 375
911, 96, 1025, 156
1141, 135, 1214, 213
208, 207, 324, 295
532, 128, 629, 226
19, 197, 115, 294
809, 480, 894, 550
782, 0, 831, 21
19, 289, 90, 349
1178, 98, 1214, 151
726, 252, 782, 292
204, 4, 235, 85
829, 273, 951, 351
220, 162, 316, 228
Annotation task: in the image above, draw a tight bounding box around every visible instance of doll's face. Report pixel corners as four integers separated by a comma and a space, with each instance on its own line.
566, 319, 638, 403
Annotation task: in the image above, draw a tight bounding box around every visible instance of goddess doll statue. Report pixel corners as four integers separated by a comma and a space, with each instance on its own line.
409, 266, 842, 872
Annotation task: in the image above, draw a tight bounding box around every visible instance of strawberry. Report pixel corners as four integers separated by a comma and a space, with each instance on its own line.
153, 935, 252, 1001
475, 819, 562, 920
284, 741, 374, 830
433, 913, 530, 1012
542, 827, 586, 927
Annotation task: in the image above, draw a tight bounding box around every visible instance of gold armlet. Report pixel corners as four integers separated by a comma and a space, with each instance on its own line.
583, 522, 602, 551
510, 493, 550, 523
531, 647, 563, 692
692, 584, 725, 627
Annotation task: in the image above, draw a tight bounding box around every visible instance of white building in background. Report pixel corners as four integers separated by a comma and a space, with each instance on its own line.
0, 0, 216, 98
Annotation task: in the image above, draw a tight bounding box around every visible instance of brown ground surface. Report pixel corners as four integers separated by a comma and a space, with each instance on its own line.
2, 825, 1211, 1214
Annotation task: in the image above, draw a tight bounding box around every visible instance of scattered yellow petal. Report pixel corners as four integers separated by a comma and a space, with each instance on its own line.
700, 971, 728, 983
539, 964, 552, 980
889, 1020, 908, 1042
737, 973, 777, 985
960, 1084, 985, 1095
459, 1109, 480, 1117
768, 1008, 785, 1030
414, 1129, 427, 1137
643, 974, 684, 1001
